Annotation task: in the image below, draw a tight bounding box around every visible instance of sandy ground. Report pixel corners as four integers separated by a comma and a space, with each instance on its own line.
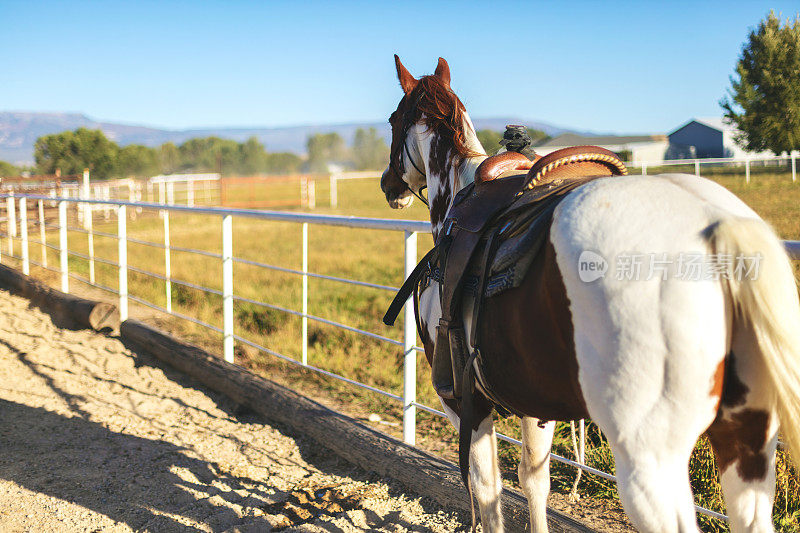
0, 288, 469, 532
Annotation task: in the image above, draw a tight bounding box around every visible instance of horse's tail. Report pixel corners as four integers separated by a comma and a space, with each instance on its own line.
707, 216, 800, 461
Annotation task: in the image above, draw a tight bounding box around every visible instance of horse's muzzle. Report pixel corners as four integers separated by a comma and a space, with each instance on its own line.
381, 167, 413, 209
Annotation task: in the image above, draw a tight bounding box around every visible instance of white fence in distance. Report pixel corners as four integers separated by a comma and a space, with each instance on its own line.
329, 154, 798, 207
628, 153, 798, 183
1, 193, 799, 524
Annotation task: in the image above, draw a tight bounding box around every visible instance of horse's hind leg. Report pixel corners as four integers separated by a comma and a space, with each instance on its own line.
612, 445, 701, 532
707, 343, 779, 533
708, 410, 777, 533
519, 417, 555, 533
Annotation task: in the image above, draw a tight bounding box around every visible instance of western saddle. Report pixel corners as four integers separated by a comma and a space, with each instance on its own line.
385, 145, 628, 403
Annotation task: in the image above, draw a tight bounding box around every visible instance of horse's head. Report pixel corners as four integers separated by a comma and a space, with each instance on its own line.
381, 56, 484, 229
380, 55, 430, 209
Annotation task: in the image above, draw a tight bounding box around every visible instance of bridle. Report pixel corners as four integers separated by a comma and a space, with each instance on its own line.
389, 90, 429, 206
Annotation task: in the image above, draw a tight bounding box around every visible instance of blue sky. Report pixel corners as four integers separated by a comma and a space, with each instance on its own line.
1, 1, 798, 134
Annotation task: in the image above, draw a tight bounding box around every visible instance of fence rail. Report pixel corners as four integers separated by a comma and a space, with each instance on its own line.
1, 192, 799, 525
625, 153, 798, 183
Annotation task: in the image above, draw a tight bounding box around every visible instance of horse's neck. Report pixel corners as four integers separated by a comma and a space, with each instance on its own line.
418, 117, 486, 237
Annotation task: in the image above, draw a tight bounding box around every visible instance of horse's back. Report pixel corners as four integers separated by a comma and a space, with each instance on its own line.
550, 173, 743, 446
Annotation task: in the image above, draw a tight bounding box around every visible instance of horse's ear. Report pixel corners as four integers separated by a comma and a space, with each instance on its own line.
434, 57, 451, 88
395, 54, 417, 95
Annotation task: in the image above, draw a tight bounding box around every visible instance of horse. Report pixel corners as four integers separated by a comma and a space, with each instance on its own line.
379, 55, 800, 533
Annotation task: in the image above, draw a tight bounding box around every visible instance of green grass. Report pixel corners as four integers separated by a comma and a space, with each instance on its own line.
13, 169, 800, 531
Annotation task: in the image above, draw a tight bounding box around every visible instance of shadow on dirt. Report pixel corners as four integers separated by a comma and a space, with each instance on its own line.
0, 332, 459, 532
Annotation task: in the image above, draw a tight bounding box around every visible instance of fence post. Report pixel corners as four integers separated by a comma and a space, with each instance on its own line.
164, 210, 172, 313
118, 205, 128, 321
159, 182, 166, 205
59, 201, 68, 293
87, 195, 95, 284
19, 198, 29, 275
694, 159, 700, 176
222, 214, 234, 363
330, 174, 338, 208
403, 230, 418, 445
187, 179, 195, 207
82, 169, 91, 229
103, 185, 111, 220
301, 222, 308, 365
792, 152, 797, 183
7, 194, 16, 256
38, 200, 47, 268
308, 179, 316, 209
745, 158, 751, 184
641, 162, 647, 176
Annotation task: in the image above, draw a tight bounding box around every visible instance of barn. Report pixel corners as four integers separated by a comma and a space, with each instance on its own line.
667, 117, 774, 159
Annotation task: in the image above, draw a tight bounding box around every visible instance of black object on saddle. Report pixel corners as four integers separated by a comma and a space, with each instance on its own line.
499, 124, 538, 160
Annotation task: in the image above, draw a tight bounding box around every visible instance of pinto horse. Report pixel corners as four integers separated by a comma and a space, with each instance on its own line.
380, 55, 800, 533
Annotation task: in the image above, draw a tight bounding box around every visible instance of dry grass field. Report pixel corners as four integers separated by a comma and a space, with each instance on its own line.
7, 169, 800, 531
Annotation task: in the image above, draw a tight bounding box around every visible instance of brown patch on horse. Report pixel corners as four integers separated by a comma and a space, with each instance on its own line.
707, 408, 771, 481
429, 176, 451, 237
476, 237, 589, 421
707, 352, 767, 481
711, 357, 726, 411
428, 130, 452, 180
711, 352, 749, 409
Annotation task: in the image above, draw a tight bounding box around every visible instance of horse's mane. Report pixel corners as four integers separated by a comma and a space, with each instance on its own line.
408, 75, 482, 176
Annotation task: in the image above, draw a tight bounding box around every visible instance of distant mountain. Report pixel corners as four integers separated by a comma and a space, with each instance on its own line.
0, 111, 589, 165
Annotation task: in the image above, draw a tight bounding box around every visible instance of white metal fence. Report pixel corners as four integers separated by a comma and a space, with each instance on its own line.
628, 153, 798, 183
1, 192, 799, 524
329, 171, 381, 208
147, 173, 221, 207
328, 154, 800, 208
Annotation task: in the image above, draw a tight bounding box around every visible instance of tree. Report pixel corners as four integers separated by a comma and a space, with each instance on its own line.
265, 152, 303, 174
34, 128, 118, 177
159, 142, 180, 174
0, 160, 20, 177
238, 136, 267, 175
721, 11, 800, 154
476, 129, 503, 154
177, 137, 241, 174
117, 144, 159, 177
526, 128, 550, 146
352, 128, 389, 170
306, 132, 347, 172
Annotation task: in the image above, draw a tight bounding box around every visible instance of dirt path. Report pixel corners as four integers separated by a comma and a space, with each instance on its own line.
0, 288, 468, 532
